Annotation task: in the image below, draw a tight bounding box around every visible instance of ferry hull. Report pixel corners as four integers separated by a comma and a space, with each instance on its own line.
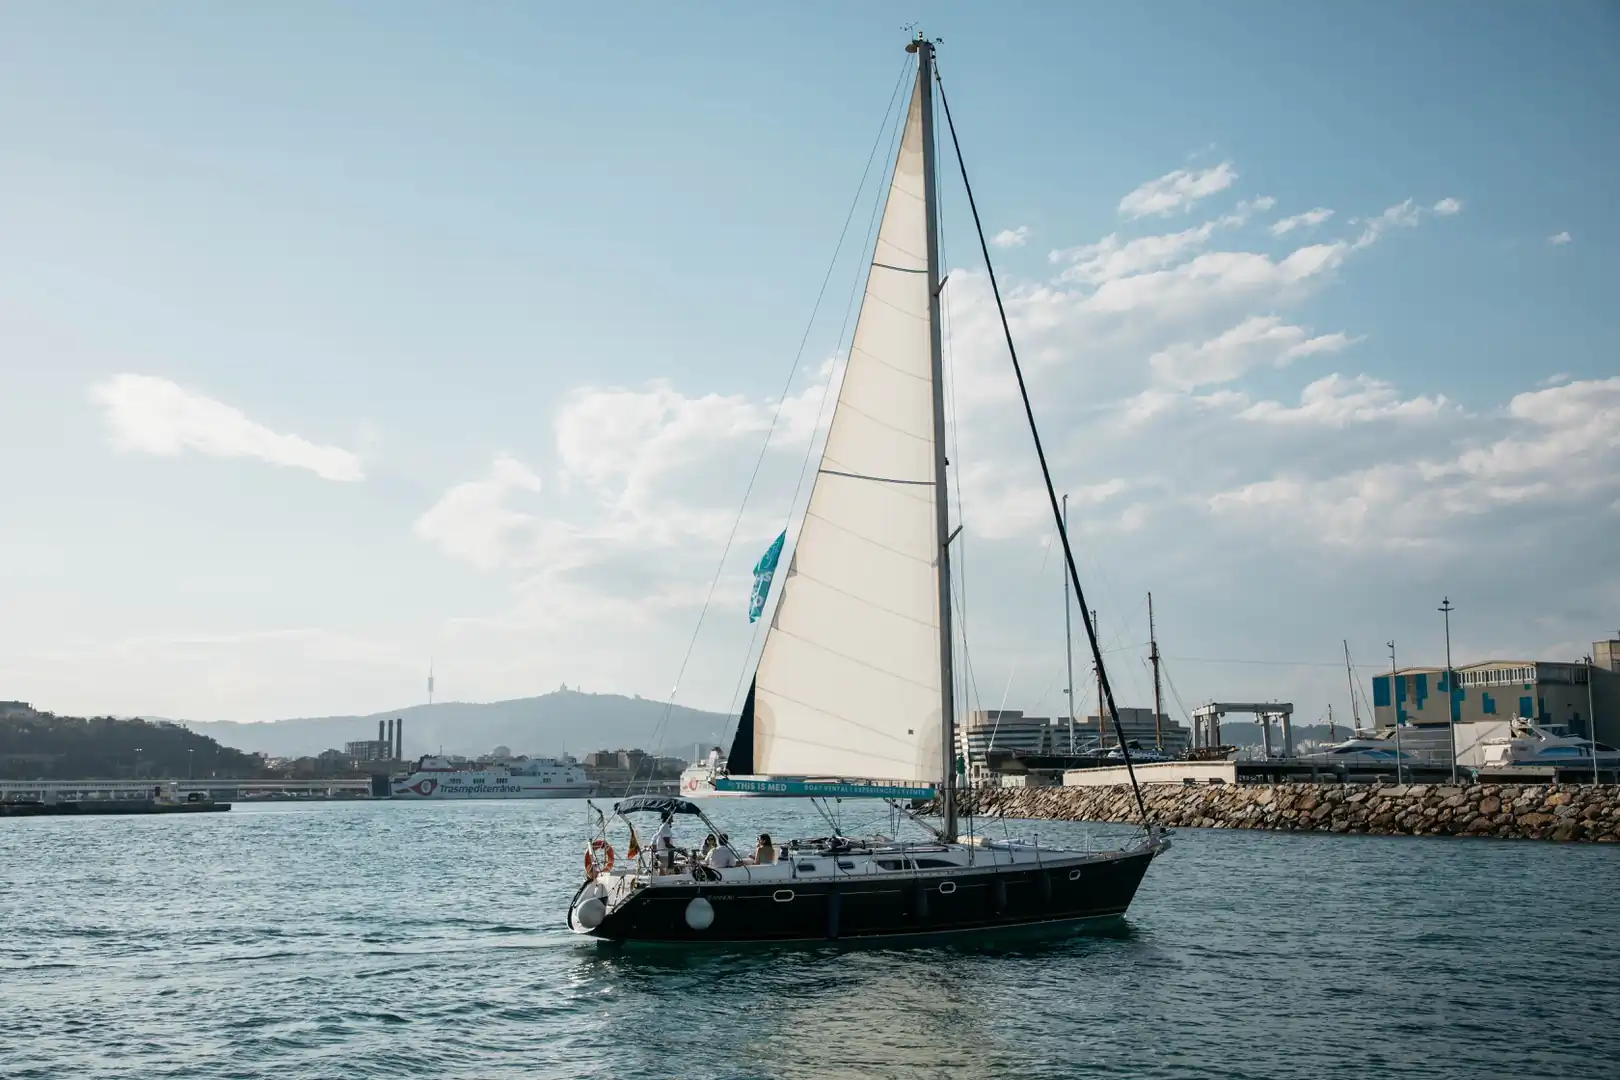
581, 847, 1156, 945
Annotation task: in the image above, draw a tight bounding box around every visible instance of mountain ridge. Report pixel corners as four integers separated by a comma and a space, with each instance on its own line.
177, 689, 735, 760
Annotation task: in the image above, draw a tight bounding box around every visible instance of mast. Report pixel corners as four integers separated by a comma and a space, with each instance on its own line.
913, 37, 957, 841
1149, 592, 1163, 750
1343, 640, 1359, 731
1063, 495, 1075, 754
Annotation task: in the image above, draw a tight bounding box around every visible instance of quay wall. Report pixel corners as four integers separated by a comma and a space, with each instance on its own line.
953, 782, 1620, 842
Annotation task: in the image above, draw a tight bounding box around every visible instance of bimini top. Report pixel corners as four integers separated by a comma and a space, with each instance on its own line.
613, 795, 704, 817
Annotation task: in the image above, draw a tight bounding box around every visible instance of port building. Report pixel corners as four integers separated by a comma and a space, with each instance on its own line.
959, 708, 1189, 777
1371, 635, 1620, 744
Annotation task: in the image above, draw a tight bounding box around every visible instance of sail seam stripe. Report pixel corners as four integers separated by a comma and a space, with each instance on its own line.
754, 687, 928, 754
847, 343, 930, 384
766, 622, 940, 692
826, 398, 933, 445
879, 235, 927, 264
872, 261, 927, 274
817, 467, 932, 487
800, 509, 935, 569
779, 571, 934, 630
859, 287, 929, 323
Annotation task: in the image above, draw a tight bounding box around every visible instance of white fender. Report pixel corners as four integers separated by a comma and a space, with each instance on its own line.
575, 897, 607, 930
684, 896, 715, 930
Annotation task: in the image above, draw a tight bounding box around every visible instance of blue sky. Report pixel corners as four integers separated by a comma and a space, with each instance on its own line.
2, 3, 1616, 735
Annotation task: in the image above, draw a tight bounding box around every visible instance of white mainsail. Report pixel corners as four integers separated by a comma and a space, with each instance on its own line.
746, 72, 944, 784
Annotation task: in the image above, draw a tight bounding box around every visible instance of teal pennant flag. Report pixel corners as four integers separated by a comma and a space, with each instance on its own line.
749, 531, 786, 623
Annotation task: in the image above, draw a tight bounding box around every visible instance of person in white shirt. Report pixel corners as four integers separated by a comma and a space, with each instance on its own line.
652, 812, 676, 872
707, 833, 737, 870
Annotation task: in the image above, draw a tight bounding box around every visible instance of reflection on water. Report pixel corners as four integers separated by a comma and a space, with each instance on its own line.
2, 800, 1617, 1080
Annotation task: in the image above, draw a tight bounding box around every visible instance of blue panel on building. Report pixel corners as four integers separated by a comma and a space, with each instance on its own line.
1414, 674, 1428, 711
1373, 676, 1390, 708
1482, 693, 1496, 715
1519, 696, 1533, 719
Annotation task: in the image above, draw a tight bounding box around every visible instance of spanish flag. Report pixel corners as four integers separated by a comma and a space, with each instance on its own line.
625, 824, 641, 859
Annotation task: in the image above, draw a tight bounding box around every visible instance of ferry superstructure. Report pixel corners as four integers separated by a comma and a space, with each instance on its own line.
392, 755, 596, 799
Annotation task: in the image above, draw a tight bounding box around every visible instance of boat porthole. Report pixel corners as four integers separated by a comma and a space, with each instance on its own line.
1068, 869, 1083, 881
773, 889, 795, 902
937, 880, 956, 895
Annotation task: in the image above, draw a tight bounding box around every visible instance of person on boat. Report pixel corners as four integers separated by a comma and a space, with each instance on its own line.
700, 833, 717, 858
707, 833, 737, 870
754, 833, 777, 865
652, 811, 676, 873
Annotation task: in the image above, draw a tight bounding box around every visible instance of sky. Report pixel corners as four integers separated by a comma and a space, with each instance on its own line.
1, 2, 1617, 733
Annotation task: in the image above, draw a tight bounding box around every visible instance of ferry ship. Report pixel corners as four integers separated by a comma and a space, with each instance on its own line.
391, 755, 596, 799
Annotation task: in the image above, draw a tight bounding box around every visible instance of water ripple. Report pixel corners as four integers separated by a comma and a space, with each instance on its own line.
1, 801, 1617, 1079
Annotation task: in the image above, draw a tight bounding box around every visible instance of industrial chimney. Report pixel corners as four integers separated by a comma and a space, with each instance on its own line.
395, 718, 404, 762
378, 719, 386, 748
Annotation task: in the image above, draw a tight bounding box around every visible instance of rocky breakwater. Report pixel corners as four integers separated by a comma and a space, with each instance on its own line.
954, 783, 1620, 842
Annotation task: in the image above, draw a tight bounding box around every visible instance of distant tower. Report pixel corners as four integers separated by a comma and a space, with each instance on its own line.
428, 660, 435, 706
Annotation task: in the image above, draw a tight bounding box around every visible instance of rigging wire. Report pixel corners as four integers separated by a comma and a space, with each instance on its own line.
985, 526, 1058, 755
630, 57, 914, 782
933, 60, 1149, 824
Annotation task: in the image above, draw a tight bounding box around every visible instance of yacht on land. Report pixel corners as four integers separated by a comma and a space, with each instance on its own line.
1300, 730, 1425, 765
566, 37, 1167, 945
1480, 720, 1620, 770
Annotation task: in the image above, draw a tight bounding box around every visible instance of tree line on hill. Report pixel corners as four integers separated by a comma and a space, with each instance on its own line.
0, 712, 274, 780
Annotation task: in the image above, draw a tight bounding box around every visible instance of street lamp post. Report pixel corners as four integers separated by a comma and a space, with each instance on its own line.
1587, 654, 1599, 786
1387, 642, 1403, 785
1440, 597, 1457, 784
188, 749, 194, 781
133, 747, 142, 780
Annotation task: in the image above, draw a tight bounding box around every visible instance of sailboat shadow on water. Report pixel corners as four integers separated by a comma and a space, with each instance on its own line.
566, 35, 1168, 946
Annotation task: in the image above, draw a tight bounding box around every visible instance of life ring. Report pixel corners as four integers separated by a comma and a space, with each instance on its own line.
585, 839, 615, 877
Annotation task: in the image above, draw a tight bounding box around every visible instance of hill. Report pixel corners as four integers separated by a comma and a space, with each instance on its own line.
1219, 722, 1345, 747
0, 712, 274, 780
182, 689, 735, 761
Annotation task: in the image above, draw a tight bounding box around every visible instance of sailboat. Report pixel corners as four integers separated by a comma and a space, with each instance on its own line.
568, 37, 1167, 945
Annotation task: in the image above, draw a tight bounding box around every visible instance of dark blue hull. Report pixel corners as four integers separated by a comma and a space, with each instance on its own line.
584, 847, 1159, 944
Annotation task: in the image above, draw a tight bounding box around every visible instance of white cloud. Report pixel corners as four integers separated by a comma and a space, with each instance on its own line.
1269, 208, 1335, 236
89, 374, 364, 482
1050, 222, 1219, 285
1352, 199, 1423, 249
1208, 376, 1620, 548
1146, 315, 1356, 390
413, 454, 563, 571
991, 226, 1030, 248
1549, 231, 1572, 245
1117, 161, 1237, 219
1237, 374, 1448, 426
1050, 197, 1277, 286
1084, 243, 1348, 317
1432, 197, 1463, 216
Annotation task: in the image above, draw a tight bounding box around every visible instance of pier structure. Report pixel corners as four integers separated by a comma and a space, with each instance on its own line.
0, 778, 372, 801
1191, 702, 1295, 756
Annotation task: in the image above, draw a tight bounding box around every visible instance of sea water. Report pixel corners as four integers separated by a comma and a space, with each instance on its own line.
2, 799, 1616, 1079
